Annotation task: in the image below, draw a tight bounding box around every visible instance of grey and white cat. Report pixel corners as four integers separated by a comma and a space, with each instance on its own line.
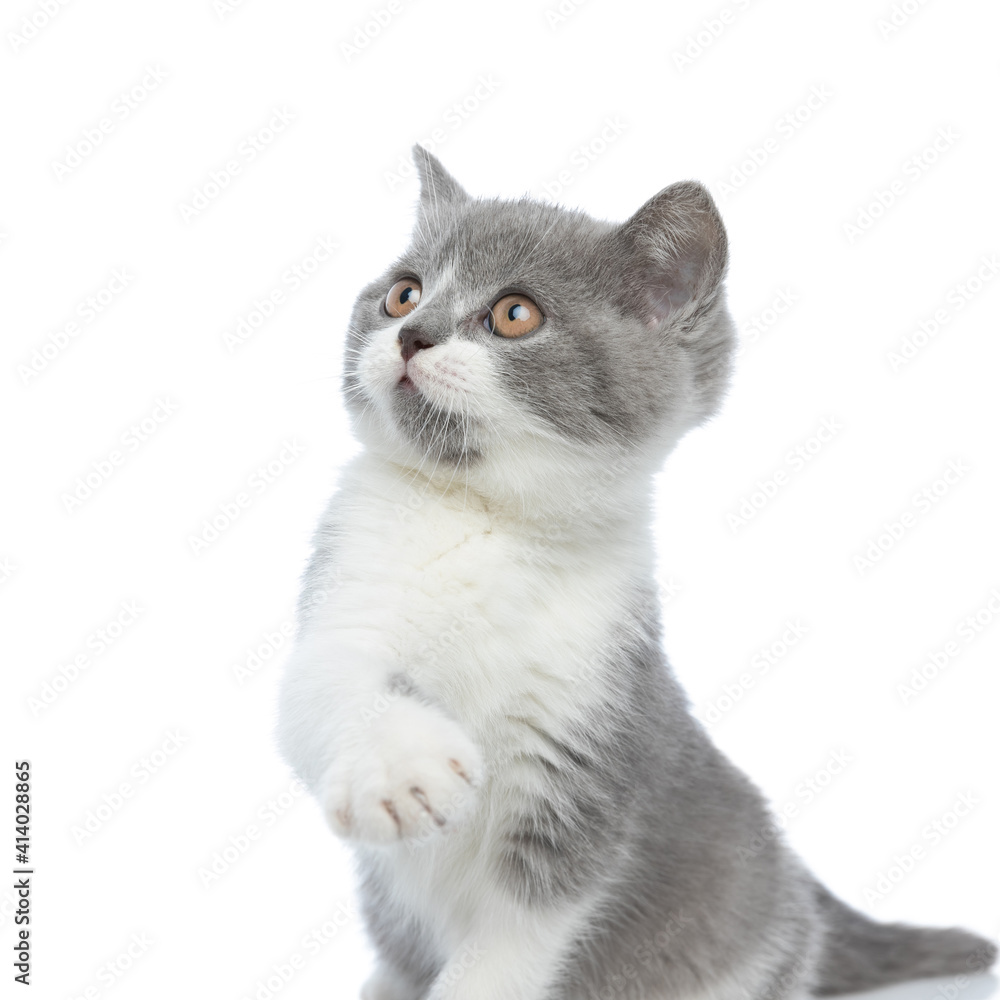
276, 147, 995, 1000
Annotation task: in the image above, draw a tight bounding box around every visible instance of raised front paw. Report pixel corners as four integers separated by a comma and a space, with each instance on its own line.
324, 700, 484, 844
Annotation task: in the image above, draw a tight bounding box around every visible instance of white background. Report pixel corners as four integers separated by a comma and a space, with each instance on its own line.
2, 0, 998, 998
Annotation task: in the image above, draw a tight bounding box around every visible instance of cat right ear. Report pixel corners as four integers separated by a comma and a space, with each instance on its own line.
413, 145, 469, 213
613, 181, 728, 328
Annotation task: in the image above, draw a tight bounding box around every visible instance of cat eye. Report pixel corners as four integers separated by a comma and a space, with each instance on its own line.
484, 294, 543, 338
385, 278, 422, 318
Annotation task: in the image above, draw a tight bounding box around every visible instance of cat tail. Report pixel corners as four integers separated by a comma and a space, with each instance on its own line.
811, 882, 997, 995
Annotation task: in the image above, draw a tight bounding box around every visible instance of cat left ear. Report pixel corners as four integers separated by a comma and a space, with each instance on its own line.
614, 181, 728, 328
413, 145, 469, 211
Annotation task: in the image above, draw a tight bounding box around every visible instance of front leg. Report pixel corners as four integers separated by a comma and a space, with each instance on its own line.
277, 634, 483, 843
326, 693, 483, 842
427, 898, 592, 1000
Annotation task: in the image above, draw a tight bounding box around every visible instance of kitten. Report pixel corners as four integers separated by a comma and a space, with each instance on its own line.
277, 147, 995, 1000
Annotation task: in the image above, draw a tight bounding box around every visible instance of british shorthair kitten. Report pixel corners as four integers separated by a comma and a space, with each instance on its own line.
277, 147, 994, 1000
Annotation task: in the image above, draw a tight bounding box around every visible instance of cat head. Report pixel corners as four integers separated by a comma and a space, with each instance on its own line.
343, 147, 734, 516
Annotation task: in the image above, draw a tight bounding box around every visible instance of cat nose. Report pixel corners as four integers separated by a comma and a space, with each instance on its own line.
399, 326, 435, 363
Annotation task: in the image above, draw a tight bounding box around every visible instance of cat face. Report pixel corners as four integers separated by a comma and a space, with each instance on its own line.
343, 147, 734, 504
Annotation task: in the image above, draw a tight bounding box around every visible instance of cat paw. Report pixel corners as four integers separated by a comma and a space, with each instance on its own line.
324, 701, 483, 844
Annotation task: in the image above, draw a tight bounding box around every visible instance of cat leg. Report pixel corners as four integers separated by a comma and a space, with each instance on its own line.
278, 636, 483, 843
426, 898, 591, 1000
324, 694, 483, 843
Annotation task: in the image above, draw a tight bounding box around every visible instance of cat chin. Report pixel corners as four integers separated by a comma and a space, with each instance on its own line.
352, 405, 482, 476
353, 425, 653, 527
350, 350, 667, 516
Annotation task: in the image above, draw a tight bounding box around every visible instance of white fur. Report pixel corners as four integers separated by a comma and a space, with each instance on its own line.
278, 304, 657, 998
423, 898, 592, 1000
324, 697, 483, 842
278, 452, 653, 994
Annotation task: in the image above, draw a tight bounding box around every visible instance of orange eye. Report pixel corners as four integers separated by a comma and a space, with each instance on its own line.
385, 278, 422, 317
485, 294, 543, 338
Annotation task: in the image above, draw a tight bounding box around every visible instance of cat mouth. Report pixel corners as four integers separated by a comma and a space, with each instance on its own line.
385, 374, 482, 465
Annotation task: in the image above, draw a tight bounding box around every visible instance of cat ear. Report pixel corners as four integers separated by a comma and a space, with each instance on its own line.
614, 181, 728, 327
412, 145, 469, 210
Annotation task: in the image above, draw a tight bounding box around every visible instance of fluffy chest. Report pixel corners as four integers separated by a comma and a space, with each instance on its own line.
329, 491, 630, 740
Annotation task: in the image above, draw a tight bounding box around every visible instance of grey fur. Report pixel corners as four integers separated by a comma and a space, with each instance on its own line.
300, 147, 995, 999
343, 153, 733, 482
